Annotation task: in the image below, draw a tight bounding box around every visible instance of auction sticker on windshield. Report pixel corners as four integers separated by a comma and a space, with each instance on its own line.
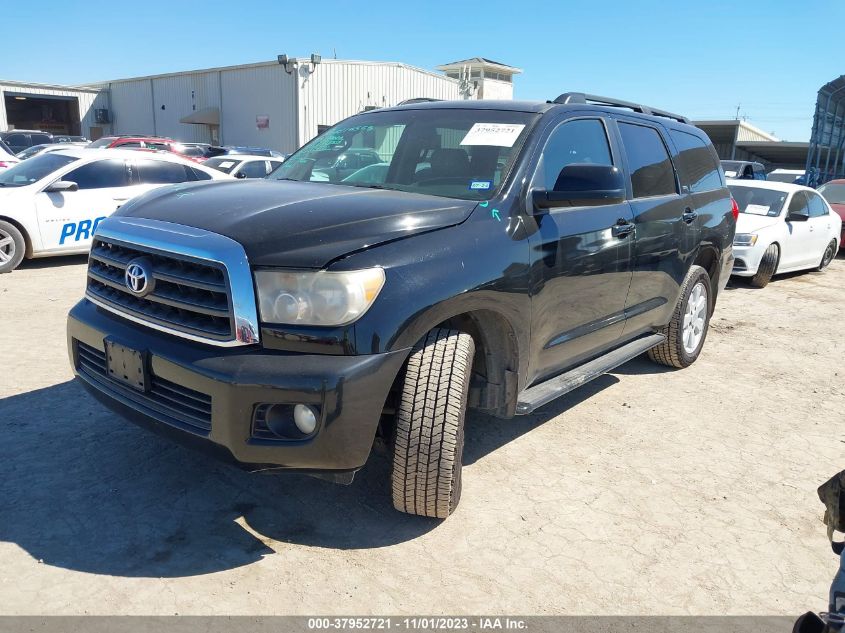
745, 204, 771, 215
460, 123, 525, 147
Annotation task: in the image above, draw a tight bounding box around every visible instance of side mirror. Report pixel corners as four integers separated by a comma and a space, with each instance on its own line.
532, 164, 626, 211
235, 171, 247, 179
787, 209, 810, 222
45, 180, 78, 193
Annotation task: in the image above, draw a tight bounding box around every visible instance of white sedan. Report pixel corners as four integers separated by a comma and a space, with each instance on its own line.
204, 154, 284, 179
729, 180, 842, 287
0, 148, 230, 273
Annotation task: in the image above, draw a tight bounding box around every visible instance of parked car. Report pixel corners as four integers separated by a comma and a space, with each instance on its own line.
766, 169, 805, 184
0, 139, 20, 171
0, 148, 229, 273
88, 136, 204, 163
204, 154, 284, 178
816, 179, 845, 249
729, 180, 841, 287
52, 135, 88, 143
205, 145, 286, 159
16, 142, 89, 160
0, 130, 55, 153
721, 160, 766, 180
66, 94, 736, 518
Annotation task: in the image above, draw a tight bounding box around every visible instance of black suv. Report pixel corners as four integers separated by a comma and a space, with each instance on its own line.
67, 94, 735, 518
0, 129, 55, 153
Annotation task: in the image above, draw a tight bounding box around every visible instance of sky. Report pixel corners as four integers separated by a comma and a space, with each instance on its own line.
2, 0, 842, 142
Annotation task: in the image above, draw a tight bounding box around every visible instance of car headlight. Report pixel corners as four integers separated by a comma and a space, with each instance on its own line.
254, 268, 385, 326
733, 233, 758, 247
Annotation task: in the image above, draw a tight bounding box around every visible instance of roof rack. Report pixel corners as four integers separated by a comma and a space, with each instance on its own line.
553, 92, 689, 124
397, 97, 443, 105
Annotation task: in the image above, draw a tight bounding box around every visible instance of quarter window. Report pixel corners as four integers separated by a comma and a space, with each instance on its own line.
136, 160, 191, 184
807, 192, 829, 217
618, 123, 677, 198
540, 119, 613, 190
64, 159, 129, 189
668, 130, 723, 193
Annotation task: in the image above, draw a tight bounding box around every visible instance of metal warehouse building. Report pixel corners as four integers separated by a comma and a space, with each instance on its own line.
1, 57, 520, 154
0, 80, 108, 138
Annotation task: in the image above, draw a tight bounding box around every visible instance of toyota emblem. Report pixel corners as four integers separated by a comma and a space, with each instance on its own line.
124, 258, 155, 297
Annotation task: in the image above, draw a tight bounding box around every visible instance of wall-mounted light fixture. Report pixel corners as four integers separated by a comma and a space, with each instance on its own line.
277, 54, 293, 74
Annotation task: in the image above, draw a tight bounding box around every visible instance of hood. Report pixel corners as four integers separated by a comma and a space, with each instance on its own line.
736, 212, 782, 234
116, 180, 477, 268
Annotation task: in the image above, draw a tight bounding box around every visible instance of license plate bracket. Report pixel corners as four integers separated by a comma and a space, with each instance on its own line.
105, 339, 149, 392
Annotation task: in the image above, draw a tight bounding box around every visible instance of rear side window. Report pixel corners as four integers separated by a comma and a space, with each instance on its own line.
65, 159, 129, 189
540, 118, 613, 190
189, 167, 212, 181
4, 133, 27, 148
618, 123, 677, 198
668, 130, 723, 193
807, 192, 829, 217
136, 160, 191, 184
31, 133, 52, 145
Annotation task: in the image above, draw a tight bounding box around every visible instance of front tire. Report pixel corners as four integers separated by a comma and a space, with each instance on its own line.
818, 239, 836, 271
0, 220, 25, 273
648, 265, 711, 369
391, 328, 475, 519
750, 243, 779, 288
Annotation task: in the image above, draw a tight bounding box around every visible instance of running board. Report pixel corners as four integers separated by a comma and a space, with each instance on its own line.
515, 333, 666, 414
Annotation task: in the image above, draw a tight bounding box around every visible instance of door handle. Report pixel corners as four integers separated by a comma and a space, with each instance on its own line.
682, 208, 698, 224
611, 219, 634, 238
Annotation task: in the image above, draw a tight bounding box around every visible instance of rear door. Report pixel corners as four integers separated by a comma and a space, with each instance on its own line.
527, 115, 635, 383
806, 191, 835, 256
34, 158, 130, 251
781, 192, 815, 268
613, 118, 695, 336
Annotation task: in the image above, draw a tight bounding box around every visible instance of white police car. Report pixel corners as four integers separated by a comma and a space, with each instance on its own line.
0, 148, 229, 273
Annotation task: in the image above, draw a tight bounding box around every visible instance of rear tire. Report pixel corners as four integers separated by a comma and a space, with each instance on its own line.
648, 265, 711, 369
0, 220, 25, 273
391, 328, 475, 519
750, 243, 778, 288
818, 239, 836, 271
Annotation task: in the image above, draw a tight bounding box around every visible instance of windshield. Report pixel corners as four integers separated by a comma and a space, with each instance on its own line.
269, 108, 537, 200
205, 157, 243, 174
0, 153, 78, 187
817, 182, 845, 204
88, 137, 116, 148
728, 185, 787, 217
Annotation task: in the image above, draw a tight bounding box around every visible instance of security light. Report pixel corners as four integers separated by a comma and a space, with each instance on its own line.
277, 54, 288, 66
311, 53, 322, 65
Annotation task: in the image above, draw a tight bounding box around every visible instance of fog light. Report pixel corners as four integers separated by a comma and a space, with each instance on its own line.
293, 404, 318, 435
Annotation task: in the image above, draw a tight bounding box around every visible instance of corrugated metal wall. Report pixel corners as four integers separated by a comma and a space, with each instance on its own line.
297, 60, 461, 146
0, 83, 108, 137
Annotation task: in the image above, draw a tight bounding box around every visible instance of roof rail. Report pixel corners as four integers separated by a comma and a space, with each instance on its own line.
397, 97, 443, 105
553, 92, 689, 124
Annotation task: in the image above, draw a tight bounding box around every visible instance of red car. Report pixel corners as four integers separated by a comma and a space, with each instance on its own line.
816, 179, 845, 249
88, 136, 204, 162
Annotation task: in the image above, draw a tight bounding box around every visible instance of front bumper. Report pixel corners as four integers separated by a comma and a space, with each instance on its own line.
67, 299, 409, 474
730, 244, 763, 277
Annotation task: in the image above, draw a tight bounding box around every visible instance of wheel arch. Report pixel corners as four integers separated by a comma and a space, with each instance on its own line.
0, 215, 33, 258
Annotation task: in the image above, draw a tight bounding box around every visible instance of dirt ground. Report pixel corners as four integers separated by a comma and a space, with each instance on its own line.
1, 253, 843, 616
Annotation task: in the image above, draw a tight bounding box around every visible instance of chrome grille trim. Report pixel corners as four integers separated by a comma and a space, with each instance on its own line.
86, 216, 259, 347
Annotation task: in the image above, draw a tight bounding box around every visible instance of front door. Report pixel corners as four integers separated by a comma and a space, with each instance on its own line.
614, 118, 695, 335
527, 116, 634, 384
34, 158, 130, 252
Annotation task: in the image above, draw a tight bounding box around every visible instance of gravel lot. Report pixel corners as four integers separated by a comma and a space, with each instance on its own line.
1, 253, 843, 615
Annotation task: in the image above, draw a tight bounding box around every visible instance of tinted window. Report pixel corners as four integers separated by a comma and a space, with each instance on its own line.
669, 130, 723, 193
65, 159, 128, 189
31, 134, 52, 145
788, 192, 809, 216
818, 182, 845, 204
540, 119, 613, 190
88, 137, 117, 148
807, 192, 829, 217
205, 157, 242, 174
118, 141, 143, 148
618, 123, 677, 198
268, 161, 282, 174
136, 160, 191, 184
0, 153, 79, 186
239, 160, 269, 178
189, 167, 212, 181
4, 134, 28, 148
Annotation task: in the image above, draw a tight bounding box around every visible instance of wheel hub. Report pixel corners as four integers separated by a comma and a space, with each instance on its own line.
0, 228, 15, 264
682, 281, 708, 354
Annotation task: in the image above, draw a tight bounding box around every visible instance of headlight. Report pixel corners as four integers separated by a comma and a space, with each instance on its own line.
254, 268, 385, 326
733, 233, 758, 247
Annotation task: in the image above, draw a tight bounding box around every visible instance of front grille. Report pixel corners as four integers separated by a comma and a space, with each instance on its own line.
76, 340, 212, 432
87, 238, 234, 341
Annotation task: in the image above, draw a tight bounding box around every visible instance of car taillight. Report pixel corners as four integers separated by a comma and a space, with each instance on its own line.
730, 197, 740, 221
0, 161, 12, 168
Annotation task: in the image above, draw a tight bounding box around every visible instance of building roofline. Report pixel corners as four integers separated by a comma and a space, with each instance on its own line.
436, 60, 523, 74
692, 119, 780, 142
0, 79, 101, 93
85, 58, 459, 87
